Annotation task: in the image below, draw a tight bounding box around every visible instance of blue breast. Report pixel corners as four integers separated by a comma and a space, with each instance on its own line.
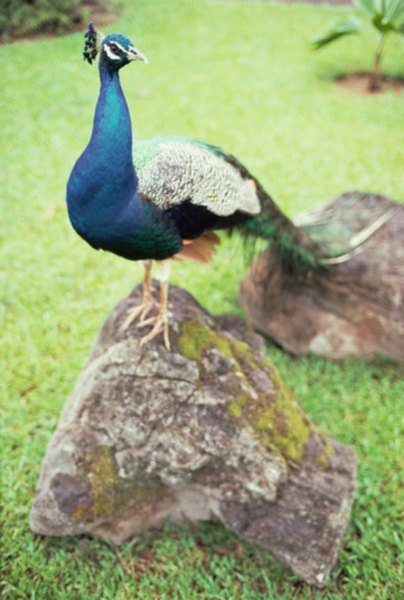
66, 62, 181, 261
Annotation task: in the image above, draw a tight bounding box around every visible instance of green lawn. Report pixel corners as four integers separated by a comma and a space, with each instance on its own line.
1, 0, 403, 598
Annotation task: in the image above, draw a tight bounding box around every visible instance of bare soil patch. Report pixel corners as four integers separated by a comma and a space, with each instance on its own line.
337, 72, 404, 95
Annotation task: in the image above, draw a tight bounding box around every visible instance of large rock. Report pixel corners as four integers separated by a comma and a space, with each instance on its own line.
240, 192, 404, 362
30, 286, 356, 587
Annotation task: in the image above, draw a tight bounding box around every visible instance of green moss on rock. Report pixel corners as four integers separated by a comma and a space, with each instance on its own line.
87, 445, 116, 518
228, 358, 333, 468
228, 392, 250, 419
178, 316, 333, 469
178, 319, 234, 362
313, 431, 334, 469
229, 337, 261, 374
71, 445, 171, 524
229, 382, 312, 464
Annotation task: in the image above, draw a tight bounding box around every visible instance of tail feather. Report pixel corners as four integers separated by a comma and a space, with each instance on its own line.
205, 146, 370, 273
239, 214, 324, 273
236, 182, 326, 273
216, 151, 326, 273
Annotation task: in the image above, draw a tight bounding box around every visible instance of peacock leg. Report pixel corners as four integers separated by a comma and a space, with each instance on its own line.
138, 260, 171, 350
121, 260, 156, 330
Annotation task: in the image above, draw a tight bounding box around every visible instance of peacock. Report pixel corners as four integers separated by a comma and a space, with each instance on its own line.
66, 23, 326, 349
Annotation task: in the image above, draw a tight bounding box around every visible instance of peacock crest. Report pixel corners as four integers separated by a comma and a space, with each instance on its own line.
83, 22, 104, 65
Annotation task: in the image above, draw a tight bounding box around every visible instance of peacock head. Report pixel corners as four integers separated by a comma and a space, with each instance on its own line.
83, 22, 147, 71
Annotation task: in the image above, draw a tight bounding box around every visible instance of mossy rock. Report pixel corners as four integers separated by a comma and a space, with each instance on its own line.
31, 285, 356, 588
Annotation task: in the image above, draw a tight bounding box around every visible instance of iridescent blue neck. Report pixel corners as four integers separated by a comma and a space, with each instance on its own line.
85, 61, 137, 197
66, 61, 140, 241
66, 59, 183, 260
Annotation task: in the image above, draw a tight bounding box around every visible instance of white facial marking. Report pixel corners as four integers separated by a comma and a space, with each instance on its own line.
112, 41, 127, 53
103, 43, 120, 61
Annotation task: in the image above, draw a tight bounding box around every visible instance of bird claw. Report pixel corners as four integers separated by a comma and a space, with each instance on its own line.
122, 262, 171, 350
139, 315, 171, 350
136, 315, 157, 328
121, 300, 156, 330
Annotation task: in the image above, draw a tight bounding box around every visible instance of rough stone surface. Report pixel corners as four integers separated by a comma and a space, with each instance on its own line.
240, 192, 404, 362
30, 286, 357, 587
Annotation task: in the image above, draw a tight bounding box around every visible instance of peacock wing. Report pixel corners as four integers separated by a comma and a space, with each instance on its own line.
133, 137, 261, 218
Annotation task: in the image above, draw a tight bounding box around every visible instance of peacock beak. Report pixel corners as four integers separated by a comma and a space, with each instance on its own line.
127, 46, 148, 63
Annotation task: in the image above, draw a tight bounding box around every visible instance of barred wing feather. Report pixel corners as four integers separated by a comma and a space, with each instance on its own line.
133, 139, 261, 217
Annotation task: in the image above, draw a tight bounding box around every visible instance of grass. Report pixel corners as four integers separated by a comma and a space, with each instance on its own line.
1, 0, 403, 597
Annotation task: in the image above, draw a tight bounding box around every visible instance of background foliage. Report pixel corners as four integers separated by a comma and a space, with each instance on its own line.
1, 0, 403, 598
0, 0, 107, 40
312, 0, 404, 89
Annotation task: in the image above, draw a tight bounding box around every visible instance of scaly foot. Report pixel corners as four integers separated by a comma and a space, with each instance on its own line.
121, 260, 155, 330
137, 261, 171, 350
138, 313, 170, 350
121, 299, 156, 330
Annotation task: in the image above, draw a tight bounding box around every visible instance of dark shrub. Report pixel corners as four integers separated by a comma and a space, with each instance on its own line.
0, 0, 105, 40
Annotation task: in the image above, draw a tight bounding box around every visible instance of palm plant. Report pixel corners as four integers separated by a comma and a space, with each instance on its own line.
311, 0, 404, 91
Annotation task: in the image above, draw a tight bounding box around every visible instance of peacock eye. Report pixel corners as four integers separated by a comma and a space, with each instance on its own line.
109, 43, 118, 52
